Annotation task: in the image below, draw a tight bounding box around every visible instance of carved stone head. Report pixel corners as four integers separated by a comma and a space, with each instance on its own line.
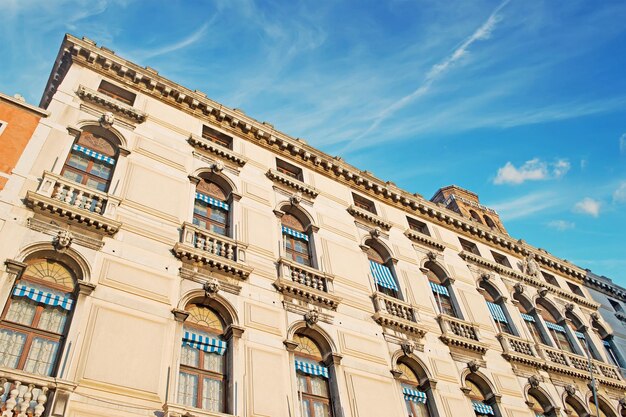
211, 161, 225, 173
480, 271, 493, 282
565, 303, 575, 312
400, 340, 415, 356
564, 384, 576, 397
304, 308, 319, 327
100, 111, 115, 128
528, 375, 540, 389
203, 279, 220, 298
54, 230, 73, 251
427, 251, 438, 262
467, 360, 480, 373
514, 282, 525, 294
538, 287, 549, 298
290, 192, 303, 206
591, 312, 600, 322
370, 227, 382, 239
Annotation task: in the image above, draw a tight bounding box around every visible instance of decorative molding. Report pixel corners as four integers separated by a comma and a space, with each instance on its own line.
27, 218, 105, 250
76, 84, 146, 123
266, 168, 319, 198
178, 266, 242, 296
347, 205, 392, 231
188, 133, 247, 167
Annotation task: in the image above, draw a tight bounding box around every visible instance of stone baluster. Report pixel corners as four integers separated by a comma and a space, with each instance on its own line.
63, 186, 74, 204
3, 381, 20, 417
33, 387, 48, 417
94, 195, 103, 214
73, 189, 84, 209
17, 384, 34, 417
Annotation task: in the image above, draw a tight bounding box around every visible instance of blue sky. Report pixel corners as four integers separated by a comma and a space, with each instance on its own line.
1, 0, 625, 283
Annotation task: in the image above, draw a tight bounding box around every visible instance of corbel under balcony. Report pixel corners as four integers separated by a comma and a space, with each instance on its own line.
347, 205, 392, 231
266, 168, 319, 199
404, 229, 446, 251
188, 133, 248, 167
274, 257, 341, 310
76, 84, 146, 123
372, 292, 427, 337
173, 222, 252, 280
25, 171, 121, 235
437, 314, 487, 354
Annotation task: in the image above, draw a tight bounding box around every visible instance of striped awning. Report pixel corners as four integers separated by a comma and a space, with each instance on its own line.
195, 192, 229, 210
472, 400, 494, 415
182, 331, 227, 355
402, 387, 427, 404
13, 284, 73, 311
486, 301, 507, 323
282, 225, 309, 241
295, 360, 328, 378
575, 331, 585, 339
429, 281, 449, 296
72, 144, 115, 165
603, 340, 611, 347
545, 322, 566, 333
520, 313, 535, 322
369, 261, 398, 291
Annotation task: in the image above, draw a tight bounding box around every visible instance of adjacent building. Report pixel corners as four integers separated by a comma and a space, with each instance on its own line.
0, 34, 625, 417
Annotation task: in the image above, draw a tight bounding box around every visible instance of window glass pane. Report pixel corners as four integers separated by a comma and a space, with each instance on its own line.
193, 217, 207, 229
194, 201, 208, 217
0, 329, 26, 369
202, 351, 224, 373
178, 372, 198, 407
62, 170, 84, 184
5, 298, 37, 326
294, 241, 308, 254
210, 208, 227, 223
285, 239, 293, 250
211, 224, 227, 236
23, 337, 59, 376
295, 255, 310, 266
38, 306, 68, 334
301, 399, 312, 417
310, 377, 329, 398
180, 345, 200, 368
89, 162, 112, 179
67, 153, 89, 171
85, 177, 107, 191
298, 374, 308, 394
202, 377, 223, 412
313, 401, 331, 417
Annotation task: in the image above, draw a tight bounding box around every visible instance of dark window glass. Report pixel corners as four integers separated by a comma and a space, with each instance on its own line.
202, 125, 233, 149
352, 193, 376, 214
97, 80, 136, 105
276, 158, 303, 181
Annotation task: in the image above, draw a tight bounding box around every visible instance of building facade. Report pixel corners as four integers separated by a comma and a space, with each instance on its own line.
0, 34, 625, 417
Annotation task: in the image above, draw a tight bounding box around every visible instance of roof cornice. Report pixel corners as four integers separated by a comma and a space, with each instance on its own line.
0, 92, 49, 117
42, 34, 587, 283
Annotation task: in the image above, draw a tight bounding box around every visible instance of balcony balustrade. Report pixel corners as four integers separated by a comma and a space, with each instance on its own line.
25, 171, 121, 235
173, 222, 252, 279
274, 257, 341, 310
437, 314, 487, 353
372, 292, 426, 337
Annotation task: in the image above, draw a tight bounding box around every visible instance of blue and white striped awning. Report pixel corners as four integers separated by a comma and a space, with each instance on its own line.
369, 260, 398, 291
195, 192, 229, 210
472, 400, 494, 415
603, 340, 611, 347
72, 144, 116, 165
486, 302, 508, 323
575, 331, 585, 339
182, 331, 227, 355
429, 281, 449, 296
402, 387, 427, 404
282, 226, 309, 241
545, 322, 566, 333
13, 284, 73, 311
520, 313, 535, 322
295, 360, 328, 378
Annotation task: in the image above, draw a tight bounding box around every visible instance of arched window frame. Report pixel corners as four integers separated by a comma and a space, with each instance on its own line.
588, 397, 618, 417
566, 311, 601, 360
281, 211, 314, 267
514, 294, 550, 345
192, 175, 233, 237
462, 373, 501, 417
423, 261, 459, 318
526, 387, 558, 417
592, 321, 626, 368
393, 356, 439, 417
536, 300, 577, 354
364, 239, 401, 299
564, 395, 588, 417
469, 210, 483, 224
479, 281, 516, 336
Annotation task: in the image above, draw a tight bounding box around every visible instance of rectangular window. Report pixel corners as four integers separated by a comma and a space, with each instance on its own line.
202, 125, 233, 149
407, 217, 430, 236
97, 80, 136, 105
459, 238, 480, 255
566, 282, 584, 297
491, 251, 511, 267
276, 158, 303, 181
542, 272, 560, 287
0, 120, 7, 136
609, 299, 624, 313
352, 193, 376, 214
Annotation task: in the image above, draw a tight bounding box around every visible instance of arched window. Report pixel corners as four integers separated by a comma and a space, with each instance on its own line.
366, 242, 400, 299
527, 389, 557, 417
397, 360, 433, 417
483, 215, 496, 229
61, 127, 119, 192
465, 375, 497, 416
281, 212, 312, 266
469, 210, 483, 224
566, 312, 599, 359
293, 334, 334, 417
425, 261, 457, 317
589, 399, 617, 417
537, 301, 575, 353
480, 282, 514, 335
178, 304, 227, 412
0, 259, 76, 377
565, 397, 587, 417
592, 322, 625, 368
194, 177, 231, 237
514, 295, 549, 345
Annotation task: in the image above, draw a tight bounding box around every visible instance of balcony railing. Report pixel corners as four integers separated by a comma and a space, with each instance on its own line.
438, 314, 487, 353
274, 257, 341, 310
25, 171, 121, 235
372, 292, 426, 337
497, 333, 543, 367
173, 222, 252, 279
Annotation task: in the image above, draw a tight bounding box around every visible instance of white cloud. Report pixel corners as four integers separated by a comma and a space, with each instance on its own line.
490, 191, 561, 220
620, 133, 626, 154
547, 220, 575, 231
493, 158, 570, 185
574, 197, 601, 217
613, 182, 626, 203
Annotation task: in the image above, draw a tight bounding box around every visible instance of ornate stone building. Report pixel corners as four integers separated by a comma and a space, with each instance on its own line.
0, 34, 625, 417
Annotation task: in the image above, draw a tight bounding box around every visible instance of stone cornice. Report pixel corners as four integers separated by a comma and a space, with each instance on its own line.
76, 84, 146, 123
0, 91, 49, 117
404, 229, 446, 251
584, 274, 626, 301
347, 205, 392, 231
44, 35, 587, 284
266, 168, 319, 198
188, 133, 247, 166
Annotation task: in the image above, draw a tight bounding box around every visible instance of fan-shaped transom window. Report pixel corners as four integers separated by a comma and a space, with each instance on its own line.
281, 213, 311, 266
528, 393, 546, 416
589, 400, 612, 417
294, 334, 333, 417
0, 259, 76, 377
61, 130, 118, 192
194, 179, 230, 236
466, 379, 495, 416
398, 362, 430, 417
178, 304, 227, 413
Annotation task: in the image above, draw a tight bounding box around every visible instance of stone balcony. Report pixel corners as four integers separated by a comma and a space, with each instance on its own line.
163, 402, 233, 417
188, 133, 248, 167
437, 314, 487, 354
173, 222, 252, 280
347, 205, 392, 231
25, 171, 121, 235
497, 333, 545, 368
0, 367, 76, 417
274, 257, 341, 310
266, 168, 319, 199
76, 84, 146, 123
372, 292, 427, 337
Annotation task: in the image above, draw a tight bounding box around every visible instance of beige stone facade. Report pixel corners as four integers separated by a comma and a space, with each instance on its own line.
0, 34, 625, 417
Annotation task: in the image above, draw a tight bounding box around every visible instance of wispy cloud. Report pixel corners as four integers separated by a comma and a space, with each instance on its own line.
620, 133, 626, 154
613, 182, 626, 203
547, 220, 575, 231
574, 197, 601, 217
135, 23, 211, 60
493, 158, 570, 185
490, 191, 562, 220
